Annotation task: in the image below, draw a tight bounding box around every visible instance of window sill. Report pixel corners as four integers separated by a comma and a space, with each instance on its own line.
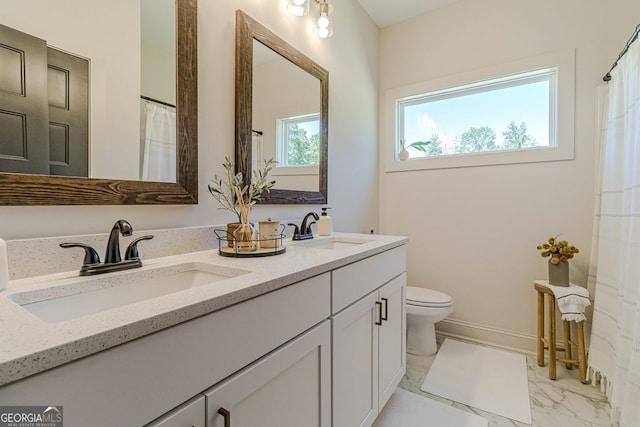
386, 145, 574, 172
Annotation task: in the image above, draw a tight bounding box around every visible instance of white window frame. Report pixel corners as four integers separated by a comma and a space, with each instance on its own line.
384, 49, 575, 172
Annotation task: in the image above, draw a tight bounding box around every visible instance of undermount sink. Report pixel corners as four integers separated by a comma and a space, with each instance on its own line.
293, 236, 374, 250
10, 262, 250, 323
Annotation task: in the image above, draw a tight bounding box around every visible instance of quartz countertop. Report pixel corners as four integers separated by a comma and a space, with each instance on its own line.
0, 232, 407, 386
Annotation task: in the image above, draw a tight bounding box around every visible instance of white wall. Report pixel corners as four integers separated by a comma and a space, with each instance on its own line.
379, 0, 640, 351
141, 43, 176, 105
0, 0, 379, 240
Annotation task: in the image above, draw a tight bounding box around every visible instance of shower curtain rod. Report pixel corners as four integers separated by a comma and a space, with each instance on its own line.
603, 23, 640, 82
140, 95, 176, 108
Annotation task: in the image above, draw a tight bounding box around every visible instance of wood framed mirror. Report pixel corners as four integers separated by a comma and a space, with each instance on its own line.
235, 10, 328, 204
0, 0, 197, 205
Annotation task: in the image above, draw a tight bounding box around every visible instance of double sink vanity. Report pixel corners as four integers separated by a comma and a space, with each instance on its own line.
0, 230, 407, 427
0, 1, 404, 424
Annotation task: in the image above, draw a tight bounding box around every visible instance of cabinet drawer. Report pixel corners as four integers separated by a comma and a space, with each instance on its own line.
332, 246, 405, 313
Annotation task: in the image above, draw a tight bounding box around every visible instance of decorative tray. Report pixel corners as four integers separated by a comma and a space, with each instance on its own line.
214, 229, 286, 258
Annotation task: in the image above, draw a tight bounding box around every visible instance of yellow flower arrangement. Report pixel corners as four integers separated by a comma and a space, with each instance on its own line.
537, 236, 580, 264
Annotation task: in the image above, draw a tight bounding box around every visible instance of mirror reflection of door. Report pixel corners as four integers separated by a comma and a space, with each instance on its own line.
47, 47, 89, 177
1, 0, 177, 183
0, 23, 89, 177
252, 40, 321, 192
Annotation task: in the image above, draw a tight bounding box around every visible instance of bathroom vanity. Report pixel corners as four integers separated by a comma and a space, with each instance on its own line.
0, 232, 407, 427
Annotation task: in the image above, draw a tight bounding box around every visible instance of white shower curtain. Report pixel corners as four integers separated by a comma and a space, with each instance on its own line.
141, 102, 176, 182
587, 34, 640, 426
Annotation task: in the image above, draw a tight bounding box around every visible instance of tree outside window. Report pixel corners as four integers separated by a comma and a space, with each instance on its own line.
286, 123, 319, 165
278, 114, 320, 167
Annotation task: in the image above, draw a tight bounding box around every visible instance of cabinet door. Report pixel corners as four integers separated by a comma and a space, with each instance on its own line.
145, 395, 205, 427
332, 291, 379, 427
205, 321, 331, 427
377, 274, 406, 410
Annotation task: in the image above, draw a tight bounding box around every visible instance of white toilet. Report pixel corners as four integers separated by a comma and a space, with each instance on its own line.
406, 286, 454, 356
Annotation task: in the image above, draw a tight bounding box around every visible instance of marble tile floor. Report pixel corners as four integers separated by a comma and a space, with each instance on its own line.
399, 337, 613, 427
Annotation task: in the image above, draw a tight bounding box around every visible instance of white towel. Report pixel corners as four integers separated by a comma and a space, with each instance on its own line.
544, 282, 591, 322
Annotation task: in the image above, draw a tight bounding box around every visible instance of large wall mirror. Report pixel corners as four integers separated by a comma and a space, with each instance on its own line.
0, 0, 197, 205
235, 10, 328, 204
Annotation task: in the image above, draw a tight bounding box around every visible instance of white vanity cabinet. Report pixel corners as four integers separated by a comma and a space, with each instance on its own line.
0, 273, 331, 427
377, 275, 406, 408
204, 321, 331, 427
332, 247, 406, 427
0, 238, 407, 427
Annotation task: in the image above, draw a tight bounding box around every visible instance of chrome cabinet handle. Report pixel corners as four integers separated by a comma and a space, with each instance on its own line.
381, 297, 388, 321
218, 407, 231, 427
375, 301, 383, 326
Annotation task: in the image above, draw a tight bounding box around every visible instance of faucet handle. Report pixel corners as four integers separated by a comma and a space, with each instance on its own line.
287, 223, 301, 240
60, 243, 101, 266
305, 221, 317, 235
124, 235, 154, 260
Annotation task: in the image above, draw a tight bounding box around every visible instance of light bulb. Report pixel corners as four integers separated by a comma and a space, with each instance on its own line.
313, 1, 333, 38
287, 0, 309, 16
317, 15, 329, 29
289, 5, 304, 15
316, 27, 330, 38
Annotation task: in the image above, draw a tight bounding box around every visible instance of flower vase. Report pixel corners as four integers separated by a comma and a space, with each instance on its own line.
233, 221, 257, 252
548, 255, 569, 287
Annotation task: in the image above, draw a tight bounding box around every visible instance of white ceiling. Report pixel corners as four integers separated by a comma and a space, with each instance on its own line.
357, 0, 460, 28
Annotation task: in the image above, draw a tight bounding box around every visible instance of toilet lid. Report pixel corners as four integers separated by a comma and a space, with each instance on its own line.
406, 286, 453, 307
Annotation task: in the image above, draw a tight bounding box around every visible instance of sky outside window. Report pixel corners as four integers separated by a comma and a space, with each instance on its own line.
401, 79, 551, 155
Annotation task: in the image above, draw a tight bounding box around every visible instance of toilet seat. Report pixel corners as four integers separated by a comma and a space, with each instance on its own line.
406, 286, 453, 308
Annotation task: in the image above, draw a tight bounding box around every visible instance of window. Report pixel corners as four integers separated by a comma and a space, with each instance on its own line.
399, 69, 554, 157
277, 113, 320, 167
384, 50, 575, 171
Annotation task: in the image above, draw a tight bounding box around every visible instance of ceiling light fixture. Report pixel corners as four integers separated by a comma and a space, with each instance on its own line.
287, 0, 334, 39
313, 1, 333, 39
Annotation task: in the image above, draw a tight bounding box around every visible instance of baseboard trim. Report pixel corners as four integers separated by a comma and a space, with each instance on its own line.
436, 317, 539, 355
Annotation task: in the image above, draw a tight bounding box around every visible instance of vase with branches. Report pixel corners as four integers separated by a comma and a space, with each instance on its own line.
208, 157, 276, 248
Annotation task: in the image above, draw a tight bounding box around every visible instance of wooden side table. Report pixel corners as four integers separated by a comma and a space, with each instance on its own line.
534, 280, 587, 383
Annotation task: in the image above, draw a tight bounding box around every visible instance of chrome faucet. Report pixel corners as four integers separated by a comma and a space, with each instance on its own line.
289, 212, 319, 240
60, 219, 154, 276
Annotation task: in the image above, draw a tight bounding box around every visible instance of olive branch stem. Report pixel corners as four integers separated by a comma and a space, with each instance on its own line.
208, 157, 276, 222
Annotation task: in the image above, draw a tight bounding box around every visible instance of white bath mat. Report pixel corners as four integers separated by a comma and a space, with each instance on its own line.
373, 388, 488, 427
420, 339, 532, 424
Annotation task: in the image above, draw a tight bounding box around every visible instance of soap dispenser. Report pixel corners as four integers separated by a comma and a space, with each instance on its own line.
318, 207, 332, 236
